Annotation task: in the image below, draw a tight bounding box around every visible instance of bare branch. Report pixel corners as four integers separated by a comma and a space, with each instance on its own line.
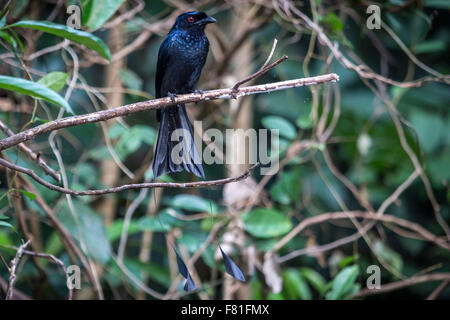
18, 175, 103, 299
427, 280, 450, 300
232, 55, 288, 92
0, 119, 60, 182
10, 248, 73, 300
0, 73, 339, 152
268, 210, 450, 264
0, 158, 260, 195
353, 273, 450, 298
5, 240, 30, 300
279, 1, 450, 88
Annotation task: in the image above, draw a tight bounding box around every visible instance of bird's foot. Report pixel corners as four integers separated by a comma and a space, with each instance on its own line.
230, 88, 239, 99
168, 92, 177, 103
193, 89, 204, 95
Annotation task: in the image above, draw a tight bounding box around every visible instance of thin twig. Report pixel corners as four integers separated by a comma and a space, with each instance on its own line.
5, 240, 30, 300
102, 0, 145, 30
232, 55, 288, 92
231, 37, 282, 92
427, 280, 450, 300
0, 158, 260, 195
261, 38, 278, 69
352, 273, 450, 298
271, 210, 450, 264
14, 248, 73, 300
279, 1, 450, 88
19, 175, 102, 299
117, 188, 148, 262
0, 119, 60, 182
0, 73, 339, 152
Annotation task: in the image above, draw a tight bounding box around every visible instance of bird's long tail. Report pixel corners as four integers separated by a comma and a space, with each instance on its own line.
152, 104, 204, 179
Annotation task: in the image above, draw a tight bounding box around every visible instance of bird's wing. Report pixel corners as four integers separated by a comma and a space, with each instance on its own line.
155, 36, 174, 121
155, 36, 173, 99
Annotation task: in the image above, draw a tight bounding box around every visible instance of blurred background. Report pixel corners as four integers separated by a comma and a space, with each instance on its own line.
0, 0, 449, 300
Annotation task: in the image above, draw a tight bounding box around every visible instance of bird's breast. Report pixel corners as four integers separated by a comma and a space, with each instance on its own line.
171, 32, 209, 60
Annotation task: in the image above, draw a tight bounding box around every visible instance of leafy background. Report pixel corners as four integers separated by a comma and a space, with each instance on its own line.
0, 0, 449, 300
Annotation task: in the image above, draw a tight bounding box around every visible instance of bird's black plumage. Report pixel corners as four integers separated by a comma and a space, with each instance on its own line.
152, 11, 215, 179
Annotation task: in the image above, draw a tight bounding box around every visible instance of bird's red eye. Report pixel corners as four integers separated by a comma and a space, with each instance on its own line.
187, 16, 194, 23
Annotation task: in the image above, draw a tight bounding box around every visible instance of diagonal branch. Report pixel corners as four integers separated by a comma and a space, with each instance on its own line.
5, 240, 30, 300
0, 157, 259, 196
0, 73, 339, 152
0, 119, 60, 182
352, 273, 450, 298
3, 243, 73, 300
20, 249, 72, 300
268, 210, 450, 264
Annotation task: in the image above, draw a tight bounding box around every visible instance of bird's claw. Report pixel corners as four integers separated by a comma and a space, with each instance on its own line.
168, 92, 177, 103
193, 89, 204, 95
230, 88, 239, 99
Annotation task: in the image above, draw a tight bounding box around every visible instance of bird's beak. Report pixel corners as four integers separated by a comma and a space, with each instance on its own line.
196, 16, 216, 25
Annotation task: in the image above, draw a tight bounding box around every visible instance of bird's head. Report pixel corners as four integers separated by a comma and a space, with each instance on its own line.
171, 11, 216, 31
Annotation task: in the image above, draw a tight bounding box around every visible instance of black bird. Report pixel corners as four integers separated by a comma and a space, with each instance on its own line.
152, 11, 216, 179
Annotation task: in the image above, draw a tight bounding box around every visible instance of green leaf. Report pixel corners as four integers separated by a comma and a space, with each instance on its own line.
82, 0, 125, 31
267, 292, 284, 300
300, 268, 327, 296
57, 200, 111, 264
424, 0, 450, 9
283, 269, 312, 300
0, 75, 73, 114
262, 116, 297, 140
7, 29, 24, 53
415, 40, 446, 54
37, 72, 69, 92
136, 215, 171, 232
389, 0, 405, 4
18, 189, 36, 201
107, 259, 143, 288
322, 12, 344, 33
170, 194, 218, 213
0, 221, 14, 229
144, 168, 173, 182
249, 276, 264, 300
119, 68, 143, 91
201, 245, 216, 268
410, 110, 446, 153
373, 240, 403, 274
0, 30, 16, 49
178, 232, 208, 253
7, 20, 111, 60
428, 150, 450, 181
111, 124, 156, 158
0, 229, 13, 245
139, 262, 171, 288
243, 208, 292, 238
44, 232, 64, 256
107, 220, 141, 241
0, 0, 11, 21
325, 265, 359, 300
338, 255, 359, 269
296, 115, 313, 129
270, 168, 302, 205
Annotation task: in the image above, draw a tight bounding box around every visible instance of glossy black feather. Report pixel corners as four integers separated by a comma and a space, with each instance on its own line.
173, 247, 196, 292
219, 245, 246, 282
152, 11, 214, 179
